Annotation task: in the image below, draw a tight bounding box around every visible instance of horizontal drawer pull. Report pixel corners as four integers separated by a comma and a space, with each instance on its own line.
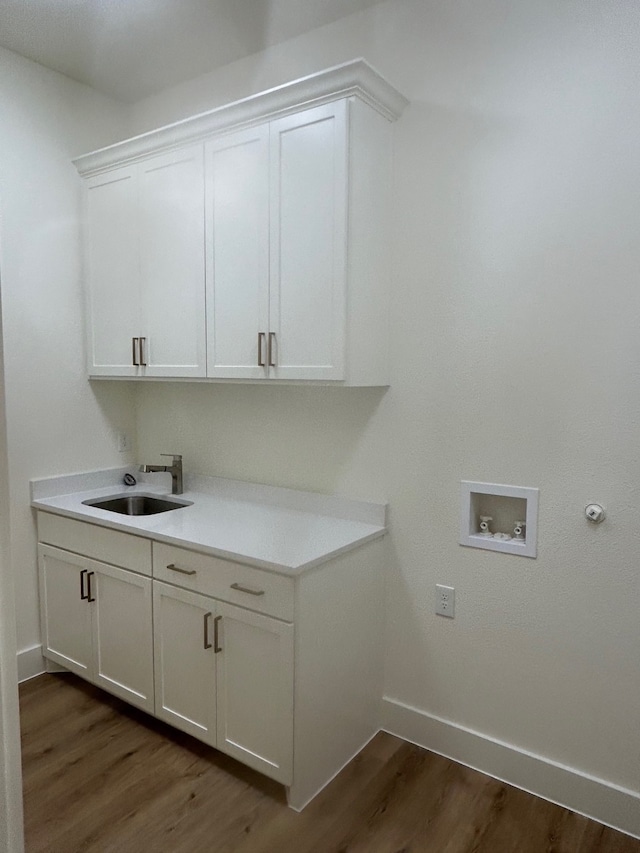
153, 543, 293, 620
230, 582, 265, 596
167, 563, 197, 576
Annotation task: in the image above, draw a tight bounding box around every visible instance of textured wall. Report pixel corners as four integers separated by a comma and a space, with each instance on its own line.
0, 47, 134, 655
130, 0, 640, 796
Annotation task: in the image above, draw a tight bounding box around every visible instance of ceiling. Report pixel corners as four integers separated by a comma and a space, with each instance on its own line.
0, 0, 384, 103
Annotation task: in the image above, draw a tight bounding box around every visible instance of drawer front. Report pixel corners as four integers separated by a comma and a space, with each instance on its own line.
153, 543, 294, 621
37, 512, 152, 577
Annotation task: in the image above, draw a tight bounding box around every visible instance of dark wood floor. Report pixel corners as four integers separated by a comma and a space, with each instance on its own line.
19, 674, 640, 853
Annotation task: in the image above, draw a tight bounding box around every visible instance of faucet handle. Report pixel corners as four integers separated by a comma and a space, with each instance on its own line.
160, 453, 182, 462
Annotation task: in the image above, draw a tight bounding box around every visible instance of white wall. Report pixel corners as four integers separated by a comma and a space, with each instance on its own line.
129, 0, 640, 815
0, 48, 134, 663
0, 300, 24, 851
136, 384, 388, 500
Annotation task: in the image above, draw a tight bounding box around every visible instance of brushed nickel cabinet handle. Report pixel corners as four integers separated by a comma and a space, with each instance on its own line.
139, 337, 147, 366
268, 332, 276, 367
204, 611, 213, 649
80, 569, 88, 601
213, 615, 223, 653
230, 582, 265, 597
132, 337, 139, 366
258, 332, 266, 367
166, 563, 197, 576
87, 572, 96, 603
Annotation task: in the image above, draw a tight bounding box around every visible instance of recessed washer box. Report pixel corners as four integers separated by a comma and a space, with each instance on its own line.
460, 481, 539, 558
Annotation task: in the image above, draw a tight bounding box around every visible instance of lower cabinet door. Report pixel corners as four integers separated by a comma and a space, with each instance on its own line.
153, 582, 217, 746
215, 601, 294, 784
38, 545, 93, 679
92, 562, 154, 713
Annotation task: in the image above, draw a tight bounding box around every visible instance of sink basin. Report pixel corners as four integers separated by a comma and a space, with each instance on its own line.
82, 493, 193, 516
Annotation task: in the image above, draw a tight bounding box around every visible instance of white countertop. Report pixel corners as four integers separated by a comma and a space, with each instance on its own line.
31, 469, 387, 576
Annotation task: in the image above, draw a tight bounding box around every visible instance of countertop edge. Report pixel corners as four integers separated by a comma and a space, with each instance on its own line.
32, 499, 387, 577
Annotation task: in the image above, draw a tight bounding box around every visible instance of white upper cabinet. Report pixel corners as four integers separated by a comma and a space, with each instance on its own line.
269, 102, 347, 381
85, 166, 139, 376
75, 60, 408, 384
138, 147, 206, 378
84, 147, 206, 378
206, 102, 347, 381
206, 125, 270, 379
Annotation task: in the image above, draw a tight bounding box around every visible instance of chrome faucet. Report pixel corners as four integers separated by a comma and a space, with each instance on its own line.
139, 454, 183, 495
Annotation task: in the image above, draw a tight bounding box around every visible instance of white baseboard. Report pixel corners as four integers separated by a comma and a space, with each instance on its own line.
287, 728, 379, 812
17, 645, 45, 683
382, 696, 640, 840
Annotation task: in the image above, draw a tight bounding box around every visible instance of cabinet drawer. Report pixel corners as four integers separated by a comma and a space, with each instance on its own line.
37, 512, 152, 577
153, 543, 294, 621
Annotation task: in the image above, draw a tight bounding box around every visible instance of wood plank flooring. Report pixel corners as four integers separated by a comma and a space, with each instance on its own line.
20, 674, 640, 853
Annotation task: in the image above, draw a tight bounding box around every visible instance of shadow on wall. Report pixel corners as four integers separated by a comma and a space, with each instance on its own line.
86, 379, 138, 465
133, 382, 389, 500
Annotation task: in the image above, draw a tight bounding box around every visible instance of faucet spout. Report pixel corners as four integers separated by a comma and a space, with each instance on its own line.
139, 454, 183, 495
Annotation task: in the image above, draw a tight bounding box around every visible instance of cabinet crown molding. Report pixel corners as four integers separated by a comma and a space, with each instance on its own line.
73, 59, 409, 176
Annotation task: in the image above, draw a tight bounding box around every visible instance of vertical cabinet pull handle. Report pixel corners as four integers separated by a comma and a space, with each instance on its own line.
80, 569, 88, 601
258, 332, 266, 367
268, 332, 276, 367
213, 615, 223, 653
87, 572, 96, 603
132, 337, 139, 366
203, 612, 212, 649
139, 337, 147, 366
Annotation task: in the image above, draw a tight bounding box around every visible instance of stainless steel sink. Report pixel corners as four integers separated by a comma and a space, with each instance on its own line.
82, 493, 193, 516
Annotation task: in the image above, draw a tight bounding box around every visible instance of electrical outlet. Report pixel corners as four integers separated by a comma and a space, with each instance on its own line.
435, 584, 455, 618
116, 432, 132, 453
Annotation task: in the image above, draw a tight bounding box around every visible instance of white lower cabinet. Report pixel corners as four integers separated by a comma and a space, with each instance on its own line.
39, 545, 93, 680
37, 511, 384, 809
215, 600, 293, 783
153, 581, 293, 783
37, 514, 295, 786
153, 582, 218, 747
38, 544, 154, 713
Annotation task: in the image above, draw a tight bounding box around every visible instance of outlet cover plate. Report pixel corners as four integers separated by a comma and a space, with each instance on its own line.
436, 584, 455, 618
117, 432, 132, 453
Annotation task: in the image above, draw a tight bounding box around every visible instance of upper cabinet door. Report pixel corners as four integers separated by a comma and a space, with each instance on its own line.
85, 167, 140, 376
205, 126, 270, 379
269, 101, 348, 381
138, 147, 207, 378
